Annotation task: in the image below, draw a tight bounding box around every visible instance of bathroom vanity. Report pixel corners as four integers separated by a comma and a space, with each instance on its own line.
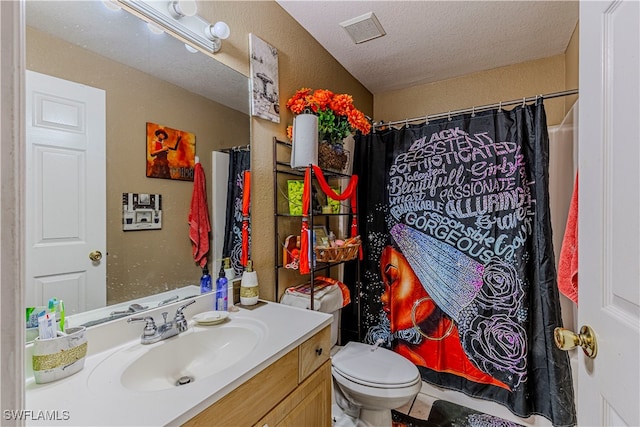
185, 324, 331, 426
24, 298, 332, 426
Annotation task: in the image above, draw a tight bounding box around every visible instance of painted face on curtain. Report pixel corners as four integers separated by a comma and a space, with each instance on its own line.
380, 245, 441, 333
380, 245, 510, 391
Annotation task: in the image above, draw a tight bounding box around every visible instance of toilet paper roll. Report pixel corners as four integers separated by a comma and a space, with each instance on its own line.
290, 113, 318, 168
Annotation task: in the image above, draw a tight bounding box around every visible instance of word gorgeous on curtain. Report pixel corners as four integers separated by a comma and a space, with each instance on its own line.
353, 100, 576, 426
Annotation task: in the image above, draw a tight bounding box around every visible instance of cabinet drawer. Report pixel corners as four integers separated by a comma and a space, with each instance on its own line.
299, 326, 331, 382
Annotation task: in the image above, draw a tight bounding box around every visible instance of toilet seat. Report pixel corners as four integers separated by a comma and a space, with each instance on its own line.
332, 341, 421, 389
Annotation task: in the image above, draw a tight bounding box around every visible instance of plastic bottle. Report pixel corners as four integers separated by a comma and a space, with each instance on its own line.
223, 257, 235, 306
200, 266, 212, 294
215, 265, 228, 311
240, 260, 259, 306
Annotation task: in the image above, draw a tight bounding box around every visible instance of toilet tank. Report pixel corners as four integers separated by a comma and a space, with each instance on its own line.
280, 283, 344, 346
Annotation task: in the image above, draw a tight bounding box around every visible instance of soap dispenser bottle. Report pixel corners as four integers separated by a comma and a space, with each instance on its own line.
215, 265, 228, 311
200, 266, 212, 294
240, 260, 259, 306
223, 257, 235, 306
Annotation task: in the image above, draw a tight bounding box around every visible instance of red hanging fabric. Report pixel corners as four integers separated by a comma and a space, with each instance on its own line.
299, 166, 361, 273
241, 170, 251, 267
299, 167, 312, 274
311, 165, 361, 258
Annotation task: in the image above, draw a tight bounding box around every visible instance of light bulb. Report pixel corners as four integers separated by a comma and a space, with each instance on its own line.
102, 0, 121, 11
204, 21, 230, 41
147, 22, 164, 35
184, 44, 198, 54
169, 0, 197, 18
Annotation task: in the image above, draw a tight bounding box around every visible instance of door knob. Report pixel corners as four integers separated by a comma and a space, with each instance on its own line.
554, 325, 598, 359
89, 250, 103, 262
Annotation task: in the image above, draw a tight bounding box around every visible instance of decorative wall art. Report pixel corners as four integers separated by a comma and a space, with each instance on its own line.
249, 34, 280, 123
146, 122, 196, 181
122, 193, 162, 231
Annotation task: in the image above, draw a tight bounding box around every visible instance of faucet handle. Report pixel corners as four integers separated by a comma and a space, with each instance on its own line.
174, 300, 195, 332
176, 300, 196, 316
128, 316, 157, 338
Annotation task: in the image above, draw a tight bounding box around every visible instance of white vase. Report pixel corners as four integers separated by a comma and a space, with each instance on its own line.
290, 113, 318, 168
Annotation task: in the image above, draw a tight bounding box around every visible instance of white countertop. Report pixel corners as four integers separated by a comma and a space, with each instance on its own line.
25, 297, 332, 426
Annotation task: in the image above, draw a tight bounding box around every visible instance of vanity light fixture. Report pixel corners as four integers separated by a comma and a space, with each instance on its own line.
118, 0, 230, 54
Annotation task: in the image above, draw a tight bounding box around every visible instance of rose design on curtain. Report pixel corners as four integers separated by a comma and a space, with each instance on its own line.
476, 260, 525, 318
461, 314, 528, 390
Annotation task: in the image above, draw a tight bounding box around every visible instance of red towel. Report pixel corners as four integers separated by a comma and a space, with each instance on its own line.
188, 163, 210, 268
558, 172, 578, 304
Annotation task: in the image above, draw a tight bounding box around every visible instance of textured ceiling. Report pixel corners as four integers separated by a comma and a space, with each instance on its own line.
276, 1, 579, 94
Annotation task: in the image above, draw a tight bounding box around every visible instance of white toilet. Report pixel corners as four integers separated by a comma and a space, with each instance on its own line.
280, 284, 421, 426
331, 340, 422, 426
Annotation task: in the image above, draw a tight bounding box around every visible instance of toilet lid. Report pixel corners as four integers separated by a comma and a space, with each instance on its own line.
332, 341, 420, 387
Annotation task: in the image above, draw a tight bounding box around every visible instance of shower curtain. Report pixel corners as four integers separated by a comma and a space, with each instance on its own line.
352, 100, 576, 426
222, 149, 250, 276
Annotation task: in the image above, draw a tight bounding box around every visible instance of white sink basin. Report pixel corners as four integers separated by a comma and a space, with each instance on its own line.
87, 318, 266, 393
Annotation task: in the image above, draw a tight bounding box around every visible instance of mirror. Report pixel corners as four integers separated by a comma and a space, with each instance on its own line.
25, 1, 250, 332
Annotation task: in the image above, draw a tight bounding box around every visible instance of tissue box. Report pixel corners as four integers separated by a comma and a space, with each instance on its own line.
32, 326, 87, 384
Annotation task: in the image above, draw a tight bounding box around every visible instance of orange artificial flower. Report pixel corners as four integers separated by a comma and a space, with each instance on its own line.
285, 87, 370, 144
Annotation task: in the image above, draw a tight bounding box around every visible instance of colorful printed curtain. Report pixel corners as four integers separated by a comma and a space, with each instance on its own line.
222, 149, 250, 276
351, 100, 576, 426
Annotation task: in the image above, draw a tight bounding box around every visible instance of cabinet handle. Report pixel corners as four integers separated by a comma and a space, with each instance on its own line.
316, 347, 323, 356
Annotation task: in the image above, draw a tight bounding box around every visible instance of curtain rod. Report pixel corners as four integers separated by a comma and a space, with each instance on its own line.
372, 88, 578, 131
219, 144, 250, 153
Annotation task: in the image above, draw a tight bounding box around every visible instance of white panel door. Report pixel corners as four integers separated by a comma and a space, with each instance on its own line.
25, 71, 106, 315
579, 1, 640, 425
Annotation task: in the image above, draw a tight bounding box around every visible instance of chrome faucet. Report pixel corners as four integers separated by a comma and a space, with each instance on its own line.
128, 300, 195, 345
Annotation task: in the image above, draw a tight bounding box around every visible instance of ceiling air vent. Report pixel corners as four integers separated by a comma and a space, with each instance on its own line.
340, 11, 386, 44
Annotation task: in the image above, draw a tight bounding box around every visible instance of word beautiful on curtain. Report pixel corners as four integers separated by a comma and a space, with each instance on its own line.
357, 101, 576, 427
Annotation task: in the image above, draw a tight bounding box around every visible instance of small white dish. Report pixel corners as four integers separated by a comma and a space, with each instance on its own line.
192, 311, 229, 325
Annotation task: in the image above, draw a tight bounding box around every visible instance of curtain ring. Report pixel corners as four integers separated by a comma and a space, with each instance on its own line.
425, 114, 429, 125
522, 97, 526, 107
498, 101, 503, 112
405, 118, 409, 128
410, 297, 454, 341
471, 106, 476, 117
447, 111, 452, 121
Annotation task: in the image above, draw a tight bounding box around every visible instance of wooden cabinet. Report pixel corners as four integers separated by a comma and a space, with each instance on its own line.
255, 361, 331, 427
183, 326, 331, 427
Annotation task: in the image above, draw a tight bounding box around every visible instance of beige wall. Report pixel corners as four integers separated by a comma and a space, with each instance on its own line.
198, 1, 374, 301
26, 27, 250, 304
374, 54, 568, 126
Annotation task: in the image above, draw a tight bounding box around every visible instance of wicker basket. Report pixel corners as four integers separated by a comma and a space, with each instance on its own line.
318, 141, 348, 171
314, 236, 360, 263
